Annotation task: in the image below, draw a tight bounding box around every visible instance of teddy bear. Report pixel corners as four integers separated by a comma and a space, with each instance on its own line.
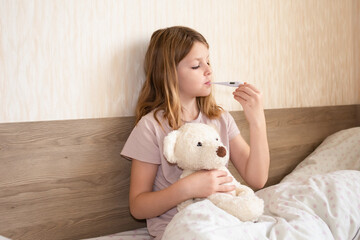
163, 122, 264, 222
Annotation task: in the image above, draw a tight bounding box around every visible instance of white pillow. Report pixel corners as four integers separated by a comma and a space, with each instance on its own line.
282, 127, 360, 183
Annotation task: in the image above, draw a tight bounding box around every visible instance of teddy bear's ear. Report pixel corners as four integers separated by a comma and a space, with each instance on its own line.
163, 130, 180, 164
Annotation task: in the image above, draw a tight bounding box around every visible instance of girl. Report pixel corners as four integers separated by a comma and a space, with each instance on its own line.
121, 26, 270, 239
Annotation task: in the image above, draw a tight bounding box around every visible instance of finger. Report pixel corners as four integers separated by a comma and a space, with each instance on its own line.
235, 85, 257, 97
218, 176, 233, 184
243, 83, 260, 93
233, 91, 250, 101
233, 95, 247, 106
217, 184, 236, 193
214, 170, 228, 177
208, 169, 228, 177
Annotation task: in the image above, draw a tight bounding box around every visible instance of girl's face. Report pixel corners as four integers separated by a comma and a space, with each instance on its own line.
176, 42, 212, 101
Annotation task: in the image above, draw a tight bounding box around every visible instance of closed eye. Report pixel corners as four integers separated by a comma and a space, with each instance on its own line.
192, 65, 200, 70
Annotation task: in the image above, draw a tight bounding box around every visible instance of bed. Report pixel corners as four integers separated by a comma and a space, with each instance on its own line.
0, 104, 359, 240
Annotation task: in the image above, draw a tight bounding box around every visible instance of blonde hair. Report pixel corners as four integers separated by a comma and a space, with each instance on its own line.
135, 26, 223, 129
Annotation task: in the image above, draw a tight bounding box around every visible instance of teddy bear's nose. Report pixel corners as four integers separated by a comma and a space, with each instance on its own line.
216, 146, 226, 158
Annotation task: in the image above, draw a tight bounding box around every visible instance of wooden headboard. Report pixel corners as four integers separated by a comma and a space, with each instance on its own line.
0, 105, 359, 240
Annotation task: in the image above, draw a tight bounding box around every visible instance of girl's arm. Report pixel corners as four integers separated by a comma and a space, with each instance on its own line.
230, 83, 270, 190
129, 159, 235, 219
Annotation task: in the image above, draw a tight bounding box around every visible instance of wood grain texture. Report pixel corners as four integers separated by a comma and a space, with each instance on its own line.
0, 105, 359, 240
0, 117, 146, 240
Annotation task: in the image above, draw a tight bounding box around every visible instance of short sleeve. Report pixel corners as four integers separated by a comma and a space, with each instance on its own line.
226, 111, 240, 141
120, 116, 162, 164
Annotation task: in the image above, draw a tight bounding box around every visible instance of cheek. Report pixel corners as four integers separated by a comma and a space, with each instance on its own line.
178, 70, 204, 87
177, 69, 211, 97
178, 71, 196, 90
178, 69, 194, 81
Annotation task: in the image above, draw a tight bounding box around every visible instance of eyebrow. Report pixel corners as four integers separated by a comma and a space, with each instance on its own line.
194, 56, 210, 61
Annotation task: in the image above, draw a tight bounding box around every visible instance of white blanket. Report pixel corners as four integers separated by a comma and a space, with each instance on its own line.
163, 127, 360, 240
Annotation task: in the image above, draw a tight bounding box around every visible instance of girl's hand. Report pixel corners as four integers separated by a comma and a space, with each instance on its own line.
233, 83, 266, 127
182, 170, 235, 199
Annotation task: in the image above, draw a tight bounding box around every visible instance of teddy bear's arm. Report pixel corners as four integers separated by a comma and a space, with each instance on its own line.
218, 166, 255, 197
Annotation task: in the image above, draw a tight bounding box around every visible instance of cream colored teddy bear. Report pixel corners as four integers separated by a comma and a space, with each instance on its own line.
163, 123, 264, 222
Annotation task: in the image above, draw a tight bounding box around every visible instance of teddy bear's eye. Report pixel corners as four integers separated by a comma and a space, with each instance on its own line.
216, 138, 219, 141
197, 142, 202, 147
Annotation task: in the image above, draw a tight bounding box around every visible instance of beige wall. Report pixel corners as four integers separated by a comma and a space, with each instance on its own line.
0, 0, 359, 123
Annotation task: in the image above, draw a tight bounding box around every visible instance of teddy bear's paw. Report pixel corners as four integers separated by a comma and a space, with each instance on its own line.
232, 197, 264, 222
211, 194, 264, 222
208, 193, 233, 204
236, 185, 255, 197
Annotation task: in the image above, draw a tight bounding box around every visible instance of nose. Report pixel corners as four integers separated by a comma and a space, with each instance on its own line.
216, 146, 226, 158
204, 64, 212, 76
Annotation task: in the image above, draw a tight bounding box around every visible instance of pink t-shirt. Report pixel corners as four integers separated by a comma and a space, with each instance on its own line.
121, 110, 240, 239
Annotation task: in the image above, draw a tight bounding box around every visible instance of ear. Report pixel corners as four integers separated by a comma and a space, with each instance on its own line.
163, 130, 180, 164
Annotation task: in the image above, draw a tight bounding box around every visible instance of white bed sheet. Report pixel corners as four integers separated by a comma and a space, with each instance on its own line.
82, 227, 152, 240
0, 236, 11, 240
